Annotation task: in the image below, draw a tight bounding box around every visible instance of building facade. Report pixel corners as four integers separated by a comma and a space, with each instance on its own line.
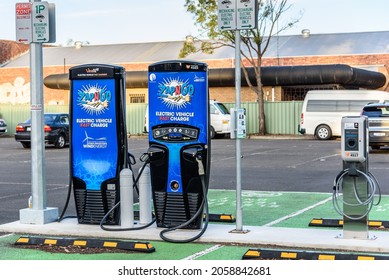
1, 31, 389, 106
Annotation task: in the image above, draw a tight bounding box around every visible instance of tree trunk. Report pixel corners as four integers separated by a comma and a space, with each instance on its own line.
256, 64, 266, 135
257, 88, 266, 135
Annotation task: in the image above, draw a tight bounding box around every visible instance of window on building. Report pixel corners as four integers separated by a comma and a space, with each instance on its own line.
129, 93, 145, 103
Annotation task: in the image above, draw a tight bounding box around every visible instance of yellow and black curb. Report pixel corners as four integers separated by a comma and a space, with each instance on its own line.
309, 218, 389, 229
242, 248, 389, 260
15, 236, 155, 253
205, 213, 236, 223
133, 210, 235, 223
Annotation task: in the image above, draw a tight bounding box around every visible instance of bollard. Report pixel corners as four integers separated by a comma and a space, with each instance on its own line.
138, 165, 153, 224
120, 168, 134, 228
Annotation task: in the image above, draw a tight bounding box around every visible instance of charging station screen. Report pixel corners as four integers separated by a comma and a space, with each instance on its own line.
148, 71, 208, 144
71, 79, 118, 190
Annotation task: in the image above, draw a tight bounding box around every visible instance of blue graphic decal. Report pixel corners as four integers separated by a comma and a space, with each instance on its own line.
72, 79, 118, 190
149, 71, 207, 193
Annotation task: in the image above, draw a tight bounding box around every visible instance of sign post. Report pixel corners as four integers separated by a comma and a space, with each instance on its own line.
217, 0, 257, 233
18, 0, 58, 224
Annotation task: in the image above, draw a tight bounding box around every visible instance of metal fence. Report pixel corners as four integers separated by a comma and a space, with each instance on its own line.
0, 101, 303, 136
223, 101, 303, 135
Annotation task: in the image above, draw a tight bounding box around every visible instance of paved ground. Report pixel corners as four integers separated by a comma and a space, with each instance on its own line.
1, 189, 389, 260
2, 134, 389, 279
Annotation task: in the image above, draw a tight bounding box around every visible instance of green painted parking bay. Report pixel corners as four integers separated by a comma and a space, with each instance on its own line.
1, 190, 389, 260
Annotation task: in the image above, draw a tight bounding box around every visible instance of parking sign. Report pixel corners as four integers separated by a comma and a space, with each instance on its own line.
218, 0, 257, 31
15, 2, 32, 43
32, 2, 50, 42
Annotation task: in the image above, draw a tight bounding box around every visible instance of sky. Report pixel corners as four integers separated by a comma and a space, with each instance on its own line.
2, 0, 389, 46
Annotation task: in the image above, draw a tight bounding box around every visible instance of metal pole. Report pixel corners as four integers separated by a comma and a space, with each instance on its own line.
235, 29, 243, 231
20, 0, 58, 224
30, 0, 46, 211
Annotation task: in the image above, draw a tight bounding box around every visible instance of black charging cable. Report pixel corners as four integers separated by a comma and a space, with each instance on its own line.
159, 154, 209, 243
57, 176, 76, 222
58, 151, 137, 223
57, 140, 77, 222
99, 153, 156, 231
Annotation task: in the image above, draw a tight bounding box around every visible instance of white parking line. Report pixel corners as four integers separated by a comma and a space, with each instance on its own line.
0, 233, 14, 239
0, 183, 68, 200
287, 153, 339, 168
263, 195, 333, 227
210, 149, 281, 163
182, 244, 224, 260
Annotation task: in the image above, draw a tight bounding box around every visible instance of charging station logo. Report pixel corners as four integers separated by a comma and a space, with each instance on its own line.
77, 84, 111, 115
157, 77, 194, 109
82, 131, 107, 149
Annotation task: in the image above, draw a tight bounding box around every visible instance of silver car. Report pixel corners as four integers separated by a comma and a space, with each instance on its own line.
0, 118, 7, 135
361, 103, 389, 150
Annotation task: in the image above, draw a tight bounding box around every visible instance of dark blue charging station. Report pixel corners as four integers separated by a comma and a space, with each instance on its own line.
148, 60, 210, 230
69, 64, 127, 225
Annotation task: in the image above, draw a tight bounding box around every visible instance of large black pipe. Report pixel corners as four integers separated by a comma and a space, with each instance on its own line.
43, 64, 386, 90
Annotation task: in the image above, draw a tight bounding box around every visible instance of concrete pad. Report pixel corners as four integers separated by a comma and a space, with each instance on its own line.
19, 207, 59, 224
1, 219, 389, 254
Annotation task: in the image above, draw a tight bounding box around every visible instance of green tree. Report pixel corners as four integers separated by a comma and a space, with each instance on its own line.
180, 0, 301, 135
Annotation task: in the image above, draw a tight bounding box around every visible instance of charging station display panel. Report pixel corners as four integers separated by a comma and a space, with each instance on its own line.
69, 64, 126, 224
148, 60, 209, 228
71, 78, 118, 189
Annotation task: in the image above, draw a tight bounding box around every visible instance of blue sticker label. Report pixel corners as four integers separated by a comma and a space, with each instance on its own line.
72, 79, 118, 190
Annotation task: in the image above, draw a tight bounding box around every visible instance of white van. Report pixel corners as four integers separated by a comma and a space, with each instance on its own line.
144, 100, 231, 139
298, 90, 389, 140
209, 100, 231, 138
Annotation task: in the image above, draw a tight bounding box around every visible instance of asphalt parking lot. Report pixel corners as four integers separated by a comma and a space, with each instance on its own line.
2, 135, 389, 267
1, 135, 389, 225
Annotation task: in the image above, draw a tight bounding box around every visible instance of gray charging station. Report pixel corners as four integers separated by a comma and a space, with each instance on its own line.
333, 116, 380, 239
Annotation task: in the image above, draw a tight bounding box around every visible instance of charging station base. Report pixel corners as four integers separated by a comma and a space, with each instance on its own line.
19, 207, 58, 225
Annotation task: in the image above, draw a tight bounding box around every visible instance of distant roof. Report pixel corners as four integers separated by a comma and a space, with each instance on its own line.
2, 31, 389, 68
0, 40, 29, 66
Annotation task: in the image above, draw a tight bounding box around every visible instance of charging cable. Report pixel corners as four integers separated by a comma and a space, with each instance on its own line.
159, 153, 209, 243
332, 165, 381, 220
99, 153, 156, 231
58, 152, 137, 223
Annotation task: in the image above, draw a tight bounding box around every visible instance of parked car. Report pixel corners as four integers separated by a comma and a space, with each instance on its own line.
298, 89, 389, 140
361, 103, 389, 150
14, 113, 70, 149
0, 118, 7, 135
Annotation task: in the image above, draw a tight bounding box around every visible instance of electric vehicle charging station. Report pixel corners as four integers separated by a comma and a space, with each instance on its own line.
69, 64, 128, 225
333, 116, 381, 239
147, 60, 210, 241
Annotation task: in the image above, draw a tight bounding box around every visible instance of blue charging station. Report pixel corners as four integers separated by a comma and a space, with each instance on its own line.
69, 64, 127, 225
148, 60, 210, 231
